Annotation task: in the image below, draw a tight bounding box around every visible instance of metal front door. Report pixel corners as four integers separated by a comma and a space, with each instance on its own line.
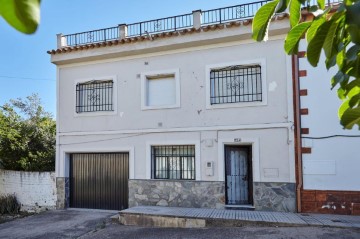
225, 146, 252, 205
70, 153, 129, 210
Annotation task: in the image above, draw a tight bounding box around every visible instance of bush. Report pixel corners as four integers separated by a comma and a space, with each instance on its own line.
0, 194, 20, 215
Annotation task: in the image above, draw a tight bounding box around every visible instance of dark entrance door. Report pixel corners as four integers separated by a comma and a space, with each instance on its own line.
225, 145, 252, 205
70, 153, 129, 210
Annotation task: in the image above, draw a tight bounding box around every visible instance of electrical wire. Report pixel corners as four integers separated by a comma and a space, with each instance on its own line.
0, 75, 55, 82
302, 135, 360, 140
58, 132, 148, 146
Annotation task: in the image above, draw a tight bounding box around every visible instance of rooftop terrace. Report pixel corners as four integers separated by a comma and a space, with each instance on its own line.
54, 0, 341, 49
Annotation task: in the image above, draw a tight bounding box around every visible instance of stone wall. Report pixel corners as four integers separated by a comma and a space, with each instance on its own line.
253, 182, 296, 212
56, 177, 69, 209
129, 180, 296, 212
129, 180, 225, 209
0, 169, 56, 212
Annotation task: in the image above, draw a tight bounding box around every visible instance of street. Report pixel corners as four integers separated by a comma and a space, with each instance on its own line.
0, 210, 359, 239
83, 223, 360, 239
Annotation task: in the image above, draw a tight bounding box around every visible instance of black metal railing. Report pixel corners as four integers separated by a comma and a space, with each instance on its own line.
62, 0, 342, 47
304, 0, 341, 7
127, 13, 193, 37
76, 80, 114, 113
152, 145, 195, 180
202, 0, 270, 25
210, 65, 262, 105
65, 27, 119, 46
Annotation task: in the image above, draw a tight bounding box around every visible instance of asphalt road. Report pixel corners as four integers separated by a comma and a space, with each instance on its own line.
0, 209, 359, 239
82, 223, 360, 239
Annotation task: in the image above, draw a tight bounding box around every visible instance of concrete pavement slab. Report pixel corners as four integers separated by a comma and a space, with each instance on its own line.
0, 209, 114, 239
120, 206, 360, 228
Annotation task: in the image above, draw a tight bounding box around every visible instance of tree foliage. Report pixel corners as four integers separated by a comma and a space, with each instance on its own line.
0, 0, 41, 34
0, 94, 55, 171
252, 0, 360, 129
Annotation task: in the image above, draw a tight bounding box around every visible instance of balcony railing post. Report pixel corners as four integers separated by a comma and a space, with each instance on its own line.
119, 24, 128, 40
219, 9, 222, 24
192, 10, 202, 29
174, 16, 177, 31
57, 33, 67, 48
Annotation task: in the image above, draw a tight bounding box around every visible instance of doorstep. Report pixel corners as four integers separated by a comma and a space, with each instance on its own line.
224, 204, 255, 210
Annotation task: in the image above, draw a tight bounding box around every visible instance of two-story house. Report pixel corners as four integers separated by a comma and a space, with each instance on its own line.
49, 1, 297, 212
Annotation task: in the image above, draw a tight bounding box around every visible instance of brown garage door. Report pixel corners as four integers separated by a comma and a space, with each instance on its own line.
70, 153, 129, 210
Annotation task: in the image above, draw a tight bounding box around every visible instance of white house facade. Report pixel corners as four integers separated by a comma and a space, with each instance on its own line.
49, 2, 297, 212
296, 40, 360, 215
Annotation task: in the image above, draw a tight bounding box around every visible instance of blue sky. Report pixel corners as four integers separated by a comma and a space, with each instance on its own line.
0, 0, 252, 116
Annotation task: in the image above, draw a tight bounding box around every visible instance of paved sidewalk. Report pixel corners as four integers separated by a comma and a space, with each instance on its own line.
120, 206, 360, 229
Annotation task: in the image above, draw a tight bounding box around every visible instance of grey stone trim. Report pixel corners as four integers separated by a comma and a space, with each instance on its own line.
253, 182, 296, 212
129, 179, 225, 209
56, 177, 69, 209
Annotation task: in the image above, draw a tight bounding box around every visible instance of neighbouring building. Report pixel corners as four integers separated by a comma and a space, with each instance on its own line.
294, 40, 360, 215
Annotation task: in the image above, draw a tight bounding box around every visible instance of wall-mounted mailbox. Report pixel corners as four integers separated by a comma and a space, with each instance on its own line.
205, 161, 214, 176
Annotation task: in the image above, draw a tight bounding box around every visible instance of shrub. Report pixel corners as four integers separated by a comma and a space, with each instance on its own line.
0, 194, 20, 215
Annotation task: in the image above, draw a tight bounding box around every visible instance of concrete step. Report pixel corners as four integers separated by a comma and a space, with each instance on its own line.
110, 214, 119, 223
224, 205, 255, 211
119, 212, 206, 228
117, 206, 360, 229
118, 211, 308, 228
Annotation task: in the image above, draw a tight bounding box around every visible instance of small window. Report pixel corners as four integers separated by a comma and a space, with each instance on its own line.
141, 69, 180, 110
76, 80, 113, 113
146, 75, 176, 107
210, 64, 262, 105
151, 145, 195, 180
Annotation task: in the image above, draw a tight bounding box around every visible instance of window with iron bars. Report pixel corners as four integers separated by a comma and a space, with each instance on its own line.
76, 80, 114, 113
210, 64, 262, 105
151, 145, 195, 180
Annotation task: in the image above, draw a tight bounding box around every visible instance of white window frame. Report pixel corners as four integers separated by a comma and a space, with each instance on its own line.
145, 140, 201, 180
73, 75, 118, 117
205, 59, 267, 109
141, 69, 181, 110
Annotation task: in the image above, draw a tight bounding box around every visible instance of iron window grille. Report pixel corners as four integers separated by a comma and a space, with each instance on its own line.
151, 145, 195, 180
210, 64, 262, 105
76, 80, 114, 113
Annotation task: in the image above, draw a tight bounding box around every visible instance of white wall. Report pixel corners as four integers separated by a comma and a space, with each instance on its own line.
0, 170, 56, 212
57, 127, 294, 183
57, 38, 291, 133
299, 40, 360, 190
54, 22, 295, 184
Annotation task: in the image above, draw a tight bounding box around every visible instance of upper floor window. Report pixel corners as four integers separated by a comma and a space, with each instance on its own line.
141, 69, 180, 110
210, 64, 262, 105
147, 75, 176, 106
151, 145, 195, 180
76, 80, 114, 113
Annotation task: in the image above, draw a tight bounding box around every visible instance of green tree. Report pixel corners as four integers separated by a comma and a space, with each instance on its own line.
0, 94, 55, 171
0, 0, 41, 34
252, 0, 360, 129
